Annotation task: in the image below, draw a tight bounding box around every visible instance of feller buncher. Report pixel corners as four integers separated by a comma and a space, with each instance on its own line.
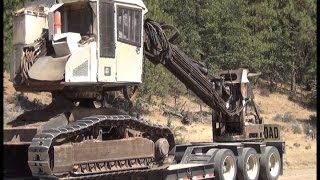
4, 0, 285, 180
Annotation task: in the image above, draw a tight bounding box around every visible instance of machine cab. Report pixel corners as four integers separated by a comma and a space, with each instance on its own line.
10, 0, 147, 91
97, 0, 147, 83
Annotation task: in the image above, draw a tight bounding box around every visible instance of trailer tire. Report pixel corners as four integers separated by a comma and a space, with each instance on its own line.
213, 149, 237, 180
259, 146, 281, 180
206, 148, 219, 156
237, 148, 260, 180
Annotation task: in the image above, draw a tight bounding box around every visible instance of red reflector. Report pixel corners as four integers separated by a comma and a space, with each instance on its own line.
54, 11, 61, 34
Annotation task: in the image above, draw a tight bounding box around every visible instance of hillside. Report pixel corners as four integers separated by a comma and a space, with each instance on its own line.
141, 90, 316, 170
3, 72, 316, 171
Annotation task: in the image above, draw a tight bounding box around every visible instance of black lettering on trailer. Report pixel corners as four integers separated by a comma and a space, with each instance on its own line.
264, 125, 280, 139
264, 126, 268, 138
269, 127, 274, 138
274, 126, 279, 139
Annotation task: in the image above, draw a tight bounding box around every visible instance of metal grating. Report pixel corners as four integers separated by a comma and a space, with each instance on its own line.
72, 60, 89, 77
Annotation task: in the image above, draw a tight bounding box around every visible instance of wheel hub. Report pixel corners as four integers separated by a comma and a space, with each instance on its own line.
222, 156, 235, 180
246, 154, 258, 179
269, 153, 280, 177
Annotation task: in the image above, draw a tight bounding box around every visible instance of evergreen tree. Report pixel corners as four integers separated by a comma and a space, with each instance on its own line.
4, 0, 25, 70
3, 0, 316, 103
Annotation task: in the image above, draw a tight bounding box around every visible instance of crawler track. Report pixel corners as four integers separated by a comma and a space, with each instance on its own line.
28, 115, 175, 179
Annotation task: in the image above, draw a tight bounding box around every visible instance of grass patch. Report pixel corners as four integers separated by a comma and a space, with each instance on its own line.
166, 116, 187, 144
309, 114, 316, 124
292, 124, 302, 134
283, 112, 295, 123
279, 125, 289, 132
273, 114, 283, 122
259, 88, 271, 97
302, 123, 314, 135
272, 112, 296, 123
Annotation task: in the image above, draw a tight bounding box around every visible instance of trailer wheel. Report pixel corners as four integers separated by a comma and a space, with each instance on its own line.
213, 149, 237, 180
206, 148, 219, 156
206, 148, 219, 163
237, 148, 260, 180
259, 146, 281, 180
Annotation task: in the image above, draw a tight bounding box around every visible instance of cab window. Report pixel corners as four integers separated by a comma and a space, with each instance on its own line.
117, 6, 142, 46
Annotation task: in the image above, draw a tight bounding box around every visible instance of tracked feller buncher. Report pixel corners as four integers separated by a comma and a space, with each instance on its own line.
4, 0, 285, 180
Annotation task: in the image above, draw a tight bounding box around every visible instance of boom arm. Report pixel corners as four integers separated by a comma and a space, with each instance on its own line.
143, 19, 264, 142
143, 19, 243, 117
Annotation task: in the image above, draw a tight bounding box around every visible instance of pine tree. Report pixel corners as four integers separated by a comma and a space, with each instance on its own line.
4, 0, 25, 70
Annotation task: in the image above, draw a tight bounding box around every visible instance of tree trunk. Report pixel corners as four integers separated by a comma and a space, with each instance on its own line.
199, 103, 203, 123
174, 89, 177, 111
291, 62, 296, 94
268, 73, 274, 92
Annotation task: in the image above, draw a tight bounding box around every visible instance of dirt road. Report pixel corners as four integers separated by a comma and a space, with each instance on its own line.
279, 168, 316, 180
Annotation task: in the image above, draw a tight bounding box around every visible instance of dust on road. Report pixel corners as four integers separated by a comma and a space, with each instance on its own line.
279, 168, 316, 180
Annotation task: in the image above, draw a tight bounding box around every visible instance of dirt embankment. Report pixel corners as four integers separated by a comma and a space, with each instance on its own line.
3, 72, 52, 124
279, 168, 316, 180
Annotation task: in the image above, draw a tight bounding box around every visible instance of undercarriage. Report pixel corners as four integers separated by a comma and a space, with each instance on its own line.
4, 94, 175, 179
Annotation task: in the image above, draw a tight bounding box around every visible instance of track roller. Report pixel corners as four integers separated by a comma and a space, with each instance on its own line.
259, 146, 281, 180
155, 138, 170, 160
237, 148, 260, 180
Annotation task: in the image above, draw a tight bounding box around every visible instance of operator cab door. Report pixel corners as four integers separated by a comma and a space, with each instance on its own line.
115, 4, 143, 83
97, 0, 117, 82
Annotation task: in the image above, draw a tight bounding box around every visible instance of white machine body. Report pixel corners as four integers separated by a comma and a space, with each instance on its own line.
10, 0, 148, 85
